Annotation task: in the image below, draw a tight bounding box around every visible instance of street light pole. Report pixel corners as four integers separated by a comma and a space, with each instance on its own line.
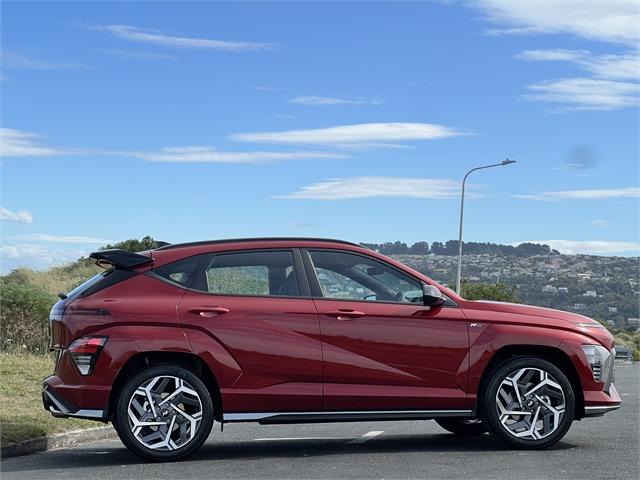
455, 159, 516, 295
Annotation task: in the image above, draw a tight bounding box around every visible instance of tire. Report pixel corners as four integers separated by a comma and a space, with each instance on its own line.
436, 418, 488, 436
112, 365, 214, 462
482, 357, 575, 449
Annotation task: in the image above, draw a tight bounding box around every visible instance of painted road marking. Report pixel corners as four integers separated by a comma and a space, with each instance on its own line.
348, 431, 384, 444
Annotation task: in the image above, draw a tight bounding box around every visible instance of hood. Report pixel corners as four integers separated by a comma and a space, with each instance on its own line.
467, 300, 614, 349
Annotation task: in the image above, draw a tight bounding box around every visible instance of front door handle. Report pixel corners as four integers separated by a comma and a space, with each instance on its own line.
326, 309, 365, 321
188, 307, 230, 318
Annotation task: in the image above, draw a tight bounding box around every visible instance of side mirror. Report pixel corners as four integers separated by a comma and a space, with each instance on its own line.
423, 284, 445, 307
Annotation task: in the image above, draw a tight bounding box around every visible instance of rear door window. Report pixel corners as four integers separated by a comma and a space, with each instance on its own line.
205, 250, 300, 297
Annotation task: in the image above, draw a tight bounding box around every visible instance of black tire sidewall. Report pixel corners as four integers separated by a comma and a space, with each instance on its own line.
482, 357, 575, 449
113, 364, 214, 462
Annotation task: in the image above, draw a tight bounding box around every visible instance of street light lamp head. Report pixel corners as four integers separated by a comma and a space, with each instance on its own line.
502, 159, 516, 165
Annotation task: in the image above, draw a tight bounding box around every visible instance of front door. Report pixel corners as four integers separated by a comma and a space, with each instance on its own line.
304, 249, 469, 411
176, 249, 323, 413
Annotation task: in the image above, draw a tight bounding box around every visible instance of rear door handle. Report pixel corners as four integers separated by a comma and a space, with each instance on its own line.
326, 309, 365, 321
188, 307, 230, 318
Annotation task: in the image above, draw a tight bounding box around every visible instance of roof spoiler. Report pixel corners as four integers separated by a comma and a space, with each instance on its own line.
89, 249, 153, 270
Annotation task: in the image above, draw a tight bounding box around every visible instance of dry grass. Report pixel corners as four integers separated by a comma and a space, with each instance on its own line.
0, 354, 98, 446
4, 261, 101, 297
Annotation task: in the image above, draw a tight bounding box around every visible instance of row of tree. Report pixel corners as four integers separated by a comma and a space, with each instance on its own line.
360, 240, 557, 257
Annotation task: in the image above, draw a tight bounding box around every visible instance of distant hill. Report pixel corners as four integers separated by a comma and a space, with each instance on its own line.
388, 249, 639, 330
359, 240, 557, 257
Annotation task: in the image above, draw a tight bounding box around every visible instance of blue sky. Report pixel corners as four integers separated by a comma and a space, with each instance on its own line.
1, 0, 639, 272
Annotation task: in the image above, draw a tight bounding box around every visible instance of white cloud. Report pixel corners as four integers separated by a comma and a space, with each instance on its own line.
0, 207, 33, 224
7, 234, 115, 244
1, 51, 88, 70
514, 187, 640, 201
517, 50, 640, 110
469, 1, 640, 111
522, 78, 640, 111
517, 49, 640, 81
591, 219, 608, 228
0, 244, 91, 273
471, 0, 640, 46
231, 122, 468, 146
93, 24, 273, 51
126, 146, 347, 163
0, 128, 75, 157
278, 177, 463, 200
287, 96, 381, 106
95, 48, 175, 60
0, 128, 347, 164
516, 240, 640, 255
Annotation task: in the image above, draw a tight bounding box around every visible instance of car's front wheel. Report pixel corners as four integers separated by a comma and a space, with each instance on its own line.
112, 365, 214, 461
482, 357, 575, 449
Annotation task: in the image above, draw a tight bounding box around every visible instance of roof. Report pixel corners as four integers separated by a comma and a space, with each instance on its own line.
154, 237, 362, 251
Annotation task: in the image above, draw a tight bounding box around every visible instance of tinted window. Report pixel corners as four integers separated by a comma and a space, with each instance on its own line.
62, 268, 139, 300
309, 250, 423, 303
65, 271, 109, 299
205, 251, 300, 297
315, 267, 375, 300
152, 255, 207, 289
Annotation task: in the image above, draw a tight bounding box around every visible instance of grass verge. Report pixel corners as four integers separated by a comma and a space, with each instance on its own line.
0, 353, 98, 447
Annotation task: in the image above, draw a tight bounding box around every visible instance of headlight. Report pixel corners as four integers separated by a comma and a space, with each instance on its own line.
581, 344, 611, 381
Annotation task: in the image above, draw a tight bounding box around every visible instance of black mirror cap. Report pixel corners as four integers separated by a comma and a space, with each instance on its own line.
423, 284, 445, 307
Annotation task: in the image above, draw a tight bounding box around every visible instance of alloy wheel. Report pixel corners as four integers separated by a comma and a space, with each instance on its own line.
495, 367, 566, 440
127, 375, 203, 451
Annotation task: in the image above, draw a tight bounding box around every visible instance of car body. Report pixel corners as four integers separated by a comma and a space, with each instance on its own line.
43, 238, 621, 460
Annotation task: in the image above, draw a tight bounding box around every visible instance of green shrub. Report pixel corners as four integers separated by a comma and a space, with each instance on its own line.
450, 281, 519, 302
0, 282, 56, 354
613, 331, 640, 361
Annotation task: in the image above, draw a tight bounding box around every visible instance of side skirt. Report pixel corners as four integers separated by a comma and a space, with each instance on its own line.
223, 409, 474, 425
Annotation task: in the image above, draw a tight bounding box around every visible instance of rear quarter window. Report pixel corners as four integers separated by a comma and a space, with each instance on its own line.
150, 254, 211, 290
65, 268, 138, 299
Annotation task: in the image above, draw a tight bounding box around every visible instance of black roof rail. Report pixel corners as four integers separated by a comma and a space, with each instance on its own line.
154, 237, 362, 251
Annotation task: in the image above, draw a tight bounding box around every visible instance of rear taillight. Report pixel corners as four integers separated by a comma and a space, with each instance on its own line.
68, 336, 108, 375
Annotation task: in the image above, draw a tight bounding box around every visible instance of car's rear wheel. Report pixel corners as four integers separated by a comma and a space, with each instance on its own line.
435, 418, 487, 435
112, 365, 214, 461
482, 357, 575, 449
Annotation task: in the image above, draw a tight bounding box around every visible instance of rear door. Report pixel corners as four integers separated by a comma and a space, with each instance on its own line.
303, 249, 469, 411
176, 248, 323, 413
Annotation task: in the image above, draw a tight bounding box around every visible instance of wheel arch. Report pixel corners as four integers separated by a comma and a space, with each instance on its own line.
476, 345, 585, 419
107, 351, 223, 422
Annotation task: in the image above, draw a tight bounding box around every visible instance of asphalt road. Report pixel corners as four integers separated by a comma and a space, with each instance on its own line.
3, 364, 638, 480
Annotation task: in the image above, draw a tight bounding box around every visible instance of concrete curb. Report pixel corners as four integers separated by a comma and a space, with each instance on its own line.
1, 425, 117, 459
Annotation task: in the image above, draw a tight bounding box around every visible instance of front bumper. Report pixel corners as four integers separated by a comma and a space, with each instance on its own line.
583, 382, 622, 417
42, 376, 106, 421
582, 348, 621, 417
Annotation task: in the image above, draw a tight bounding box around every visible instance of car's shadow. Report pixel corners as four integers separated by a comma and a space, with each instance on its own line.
2, 433, 577, 473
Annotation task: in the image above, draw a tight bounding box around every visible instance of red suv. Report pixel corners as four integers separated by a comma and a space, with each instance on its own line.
44, 238, 621, 461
